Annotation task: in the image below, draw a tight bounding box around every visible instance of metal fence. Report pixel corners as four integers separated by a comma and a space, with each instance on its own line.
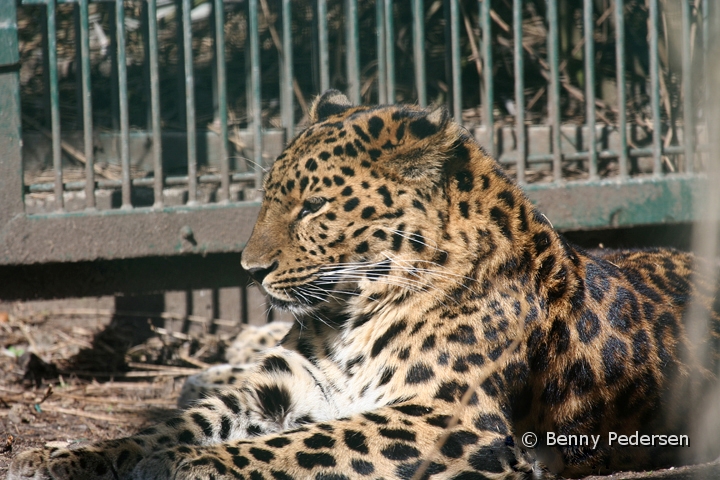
0, 0, 714, 268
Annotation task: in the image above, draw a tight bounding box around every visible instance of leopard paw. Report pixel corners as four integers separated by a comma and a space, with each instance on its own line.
9, 441, 146, 480
8, 447, 115, 480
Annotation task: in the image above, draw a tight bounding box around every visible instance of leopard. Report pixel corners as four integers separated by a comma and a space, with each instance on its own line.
9, 90, 720, 480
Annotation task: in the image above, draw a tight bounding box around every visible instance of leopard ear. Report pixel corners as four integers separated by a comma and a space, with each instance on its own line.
385, 106, 454, 180
310, 90, 352, 123
407, 105, 450, 140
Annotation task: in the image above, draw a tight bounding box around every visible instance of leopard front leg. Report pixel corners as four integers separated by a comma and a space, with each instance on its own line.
8, 349, 338, 480
130, 403, 542, 480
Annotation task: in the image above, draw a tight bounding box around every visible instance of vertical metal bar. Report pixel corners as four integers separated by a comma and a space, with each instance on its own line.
73, 6, 83, 130
174, 0, 186, 127
547, 0, 562, 182
249, 0, 263, 188
480, 0, 494, 157
148, 0, 164, 207
682, 0, 694, 173
281, 0, 294, 138
182, 0, 198, 204
109, 7, 119, 130
41, 9, 51, 131
584, 0, 597, 180
649, 0, 662, 176
47, 0, 64, 211
411, 0, 426, 106
345, 0, 360, 104
376, 0, 387, 104
384, 0, 395, 102
513, 0, 525, 184
0, 0, 24, 225
615, 0, 628, 178
449, 0, 461, 122
703, 0, 710, 173
317, 0, 330, 92
116, 0, 131, 209
214, 0, 229, 202
703, 0, 709, 96
79, 0, 95, 209
142, 2, 152, 129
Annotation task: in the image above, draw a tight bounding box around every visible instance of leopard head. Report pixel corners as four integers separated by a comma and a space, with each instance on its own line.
241, 90, 509, 315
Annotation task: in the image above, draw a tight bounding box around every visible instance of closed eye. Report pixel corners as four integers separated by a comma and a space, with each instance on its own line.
298, 197, 327, 219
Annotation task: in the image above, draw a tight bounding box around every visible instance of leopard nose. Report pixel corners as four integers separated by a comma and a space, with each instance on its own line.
246, 261, 278, 284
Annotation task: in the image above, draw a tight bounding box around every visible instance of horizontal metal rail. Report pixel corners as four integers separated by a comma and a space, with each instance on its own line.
1, 175, 708, 264
0, 202, 262, 265
27, 173, 258, 194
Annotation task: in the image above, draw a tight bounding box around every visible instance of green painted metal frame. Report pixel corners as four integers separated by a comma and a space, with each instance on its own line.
0, 0, 714, 269
0, 203, 262, 265
0, 0, 24, 236
525, 176, 705, 231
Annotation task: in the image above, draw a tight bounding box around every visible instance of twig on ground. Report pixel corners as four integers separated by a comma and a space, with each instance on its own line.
59, 368, 198, 378
178, 355, 212, 369
39, 405, 132, 423
53, 392, 175, 407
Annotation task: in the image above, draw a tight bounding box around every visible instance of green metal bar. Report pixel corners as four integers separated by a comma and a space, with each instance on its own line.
249, 0, 263, 188
513, 0, 525, 184
317, 0, 330, 92
584, 0, 597, 180
648, 0, 662, 176
703, 0, 709, 145
174, 0, 185, 128
0, 1, 20, 66
79, 0, 95, 209
47, 0, 63, 211
615, 0, 628, 179
384, 0, 395, 102
148, 0, 164, 207
682, 0, 694, 173
345, 0, 360, 104
480, 0, 494, 157
449, 0, 461, 122
703, 0, 714, 181
703, 0, 709, 101
281, 0, 293, 138
116, 0, 131, 209
214, 0, 228, 202
0, 0, 24, 228
376, 0, 387, 103
109, 5, 119, 131
547, 0, 561, 183
182, 0, 197, 205
73, 6, 82, 129
411, 0, 426, 106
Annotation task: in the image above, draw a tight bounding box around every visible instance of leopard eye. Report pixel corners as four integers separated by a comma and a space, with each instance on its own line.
298, 197, 327, 219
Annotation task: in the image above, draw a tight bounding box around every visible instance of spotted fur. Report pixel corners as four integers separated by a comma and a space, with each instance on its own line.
9, 91, 720, 480
178, 322, 293, 408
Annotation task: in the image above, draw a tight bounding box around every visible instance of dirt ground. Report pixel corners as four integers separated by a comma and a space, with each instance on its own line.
0, 299, 238, 477
1, 301, 719, 479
